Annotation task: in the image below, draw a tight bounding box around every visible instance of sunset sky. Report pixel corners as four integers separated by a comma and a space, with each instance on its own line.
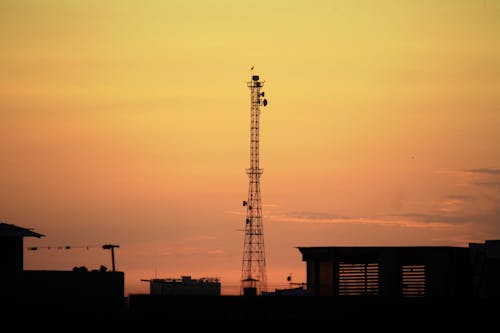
1, 0, 499, 295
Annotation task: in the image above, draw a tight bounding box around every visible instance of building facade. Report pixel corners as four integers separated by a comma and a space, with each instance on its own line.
146, 276, 221, 296
299, 241, 500, 299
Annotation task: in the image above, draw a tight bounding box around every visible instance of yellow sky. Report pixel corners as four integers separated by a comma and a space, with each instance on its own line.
1, 0, 499, 295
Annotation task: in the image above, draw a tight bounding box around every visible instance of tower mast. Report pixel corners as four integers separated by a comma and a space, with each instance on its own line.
241, 72, 268, 295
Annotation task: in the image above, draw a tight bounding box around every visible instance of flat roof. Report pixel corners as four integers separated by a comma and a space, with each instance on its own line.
298, 246, 470, 260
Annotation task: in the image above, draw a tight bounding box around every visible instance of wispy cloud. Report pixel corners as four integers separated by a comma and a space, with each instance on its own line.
443, 194, 472, 201
233, 167, 500, 237
389, 212, 469, 224
284, 211, 348, 220
267, 210, 455, 229
475, 181, 500, 190
127, 235, 225, 258
437, 195, 471, 213
465, 168, 500, 176
460, 168, 500, 200
267, 170, 500, 231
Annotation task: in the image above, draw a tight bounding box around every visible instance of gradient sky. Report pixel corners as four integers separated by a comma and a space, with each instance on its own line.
1, 0, 499, 295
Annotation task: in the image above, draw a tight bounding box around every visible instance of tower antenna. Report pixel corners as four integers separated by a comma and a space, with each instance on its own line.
240, 72, 269, 295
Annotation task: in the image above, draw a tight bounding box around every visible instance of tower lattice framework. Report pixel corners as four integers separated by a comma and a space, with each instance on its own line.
241, 73, 268, 295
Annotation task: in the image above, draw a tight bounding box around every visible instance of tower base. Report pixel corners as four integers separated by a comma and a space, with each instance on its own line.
243, 287, 257, 297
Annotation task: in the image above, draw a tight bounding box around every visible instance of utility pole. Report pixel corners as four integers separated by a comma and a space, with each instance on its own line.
102, 244, 119, 272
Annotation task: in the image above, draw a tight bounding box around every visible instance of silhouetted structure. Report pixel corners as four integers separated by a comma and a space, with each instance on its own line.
142, 276, 221, 296
469, 240, 500, 298
240, 73, 269, 295
0, 223, 124, 314
126, 241, 500, 323
299, 240, 500, 299
0, 222, 44, 271
0, 269, 124, 311
102, 243, 120, 272
3, 222, 498, 323
262, 285, 312, 296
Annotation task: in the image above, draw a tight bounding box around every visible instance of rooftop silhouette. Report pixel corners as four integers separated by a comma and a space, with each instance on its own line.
1, 222, 499, 325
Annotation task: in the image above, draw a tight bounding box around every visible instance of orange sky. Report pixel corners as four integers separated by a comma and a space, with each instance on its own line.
1, 0, 499, 295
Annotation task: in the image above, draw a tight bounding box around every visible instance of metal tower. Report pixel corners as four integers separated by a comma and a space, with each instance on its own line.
241, 73, 268, 295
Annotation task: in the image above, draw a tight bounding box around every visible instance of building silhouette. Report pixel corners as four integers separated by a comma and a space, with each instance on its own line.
2, 221, 499, 323
143, 276, 221, 296
0, 222, 44, 271
299, 240, 500, 299
0, 222, 124, 315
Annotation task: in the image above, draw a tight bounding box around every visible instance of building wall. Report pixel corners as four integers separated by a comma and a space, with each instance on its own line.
470, 240, 500, 298
302, 247, 472, 298
378, 251, 400, 297
0, 270, 125, 310
149, 279, 221, 296
318, 261, 333, 296
0, 237, 23, 271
